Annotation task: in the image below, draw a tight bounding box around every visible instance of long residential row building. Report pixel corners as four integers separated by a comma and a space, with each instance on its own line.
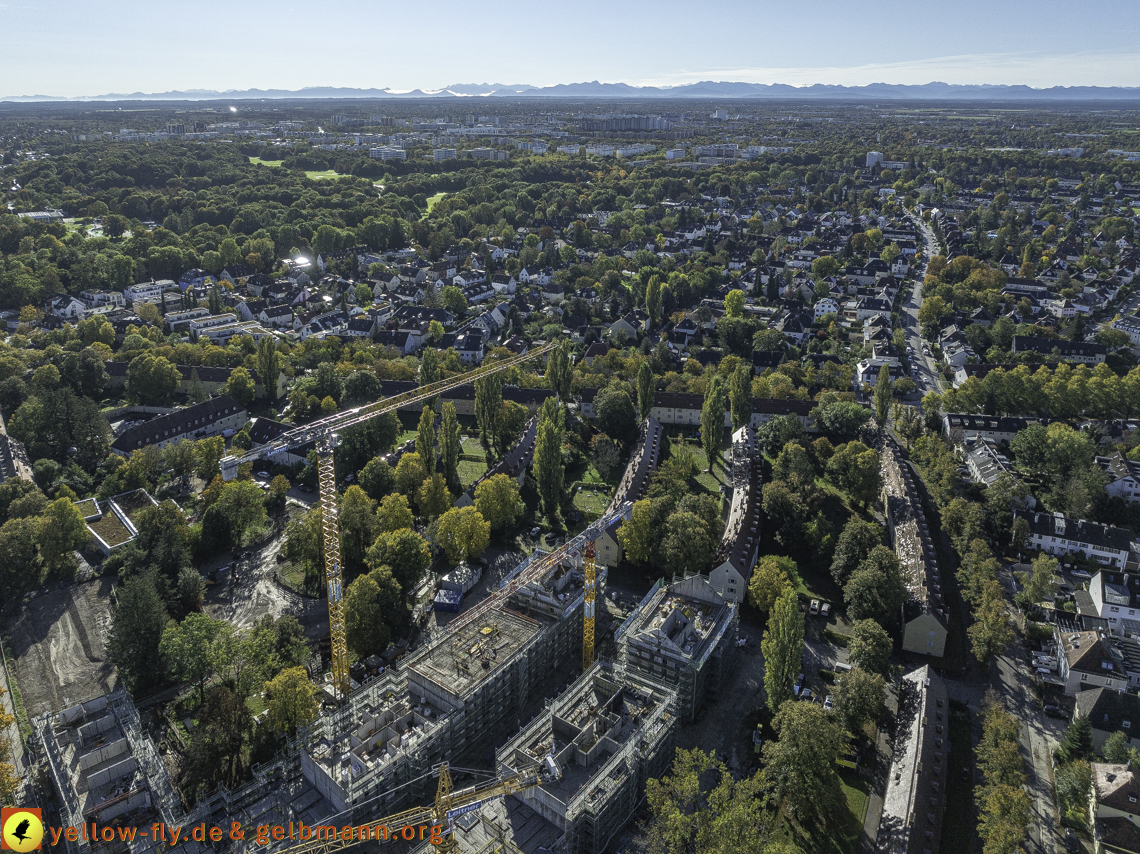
882, 437, 948, 658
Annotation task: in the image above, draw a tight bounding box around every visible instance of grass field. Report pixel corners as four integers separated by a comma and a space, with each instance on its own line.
771, 769, 868, 854
304, 169, 341, 180
572, 484, 611, 519
423, 192, 447, 217
457, 459, 487, 489
248, 156, 283, 166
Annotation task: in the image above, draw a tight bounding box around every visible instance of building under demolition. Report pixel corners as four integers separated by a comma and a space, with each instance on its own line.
617, 576, 737, 723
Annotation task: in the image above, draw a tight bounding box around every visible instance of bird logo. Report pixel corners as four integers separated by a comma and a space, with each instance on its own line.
1, 809, 43, 852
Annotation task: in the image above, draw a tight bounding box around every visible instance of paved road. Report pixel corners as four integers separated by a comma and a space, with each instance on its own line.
902, 213, 944, 397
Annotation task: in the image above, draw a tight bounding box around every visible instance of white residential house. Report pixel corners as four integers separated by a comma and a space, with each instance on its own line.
813, 297, 840, 320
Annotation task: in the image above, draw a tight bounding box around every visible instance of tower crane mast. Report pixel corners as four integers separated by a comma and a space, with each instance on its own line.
220, 343, 556, 700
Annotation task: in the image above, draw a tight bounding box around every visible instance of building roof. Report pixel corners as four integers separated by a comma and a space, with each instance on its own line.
877, 665, 949, 854
1014, 510, 1136, 553
1011, 335, 1106, 359
112, 395, 244, 452
1075, 686, 1140, 733
1094, 763, 1140, 814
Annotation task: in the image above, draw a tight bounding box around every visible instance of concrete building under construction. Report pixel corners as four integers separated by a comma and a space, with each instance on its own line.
302, 549, 599, 817
36, 691, 181, 854
617, 576, 738, 723
496, 661, 677, 854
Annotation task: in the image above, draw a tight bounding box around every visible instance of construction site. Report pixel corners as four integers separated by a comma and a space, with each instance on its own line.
495, 662, 677, 854
30, 359, 742, 854
616, 576, 738, 724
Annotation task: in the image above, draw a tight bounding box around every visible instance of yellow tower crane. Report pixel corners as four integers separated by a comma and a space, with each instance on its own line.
221, 342, 556, 700
272, 757, 562, 854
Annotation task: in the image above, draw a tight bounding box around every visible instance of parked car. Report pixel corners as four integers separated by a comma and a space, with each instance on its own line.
256, 470, 271, 478
809, 599, 820, 615
1044, 704, 1067, 719
793, 673, 805, 696
1071, 569, 1092, 580
800, 688, 813, 702
820, 602, 831, 618
823, 695, 833, 711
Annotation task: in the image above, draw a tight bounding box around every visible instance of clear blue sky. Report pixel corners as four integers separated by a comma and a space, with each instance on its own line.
4, 0, 1139, 97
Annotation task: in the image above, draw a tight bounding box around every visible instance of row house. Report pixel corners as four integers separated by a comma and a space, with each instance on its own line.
1017, 511, 1140, 571
111, 395, 248, 454
708, 426, 762, 604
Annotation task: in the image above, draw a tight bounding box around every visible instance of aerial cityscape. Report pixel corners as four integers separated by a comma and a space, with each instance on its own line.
2, 5, 1140, 854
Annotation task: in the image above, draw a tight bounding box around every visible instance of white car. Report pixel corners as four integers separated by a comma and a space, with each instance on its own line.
809, 599, 820, 615
1071, 569, 1092, 580
823, 695, 834, 711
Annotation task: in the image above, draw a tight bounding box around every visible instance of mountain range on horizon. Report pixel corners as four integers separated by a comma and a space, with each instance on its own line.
4, 80, 1140, 103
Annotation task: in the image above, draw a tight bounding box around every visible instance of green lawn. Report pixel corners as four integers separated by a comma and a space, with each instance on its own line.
304, 169, 342, 180
457, 459, 487, 489
572, 485, 612, 520
423, 192, 447, 218
770, 770, 868, 854
248, 156, 283, 167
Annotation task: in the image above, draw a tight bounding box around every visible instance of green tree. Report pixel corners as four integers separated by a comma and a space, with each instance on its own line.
366, 528, 432, 592
873, 365, 892, 426
847, 619, 892, 676
264, 667, 318, 735
359, 456, 396, 502
160, 612, 223, 704
826, 441, 882, 509
223, 366, 257, 407
761, 588, 804, 713
1017, 553, 1059, 606
212, 479, 269, 545
417, 473, 452, 520
595, 382, 639, 444
700, 376, 725, 471
545, 340, 572, 399
438, 402, 462, 493
637, 361, 655, 422
661, 510, 715, 577
344, 571, 394, 657
376, 492, 415, 533
474, 473, 524, 532
37, 497, 88, 572
435, 506, 490, 563
1056, 715, 1094, 764
442, 285, 467, 318
844, 546, 907, 624
256, 336, 281, 398
419, 346, 442, 389
194, 436, 225, 481
1104, 730, 1132, 764
475, 372, 503, 456
833, 668, 886, 734
186, 369, 208, 403
646, 275, 663, 329
617, 499, 652, 564
729, 364, 752, 431
416, 406, 436, 474
830, 519, 882, 585
0, 517, 41, 596
761, 481, 811, 547
761, 701, 843, 820
339, 485, 379, 572
812, 401, 871, 442
724, 289, 744, 319
108, 574, 170, 694
747, 555, 797, 612
395, 452, 428, 500
534, 414, 564, 522
126, 354, 181, 403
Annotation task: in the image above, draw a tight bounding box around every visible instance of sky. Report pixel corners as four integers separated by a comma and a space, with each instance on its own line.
3, 0, 1140, 97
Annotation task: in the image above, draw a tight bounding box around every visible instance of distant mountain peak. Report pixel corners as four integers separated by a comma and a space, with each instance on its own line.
4, 80, 1139, 103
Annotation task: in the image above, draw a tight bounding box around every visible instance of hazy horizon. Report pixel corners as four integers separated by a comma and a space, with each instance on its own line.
3, 0, 1138, 98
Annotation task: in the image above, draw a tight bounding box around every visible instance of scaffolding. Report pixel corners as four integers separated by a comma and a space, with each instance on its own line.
495, 661, 677, 854
617, 576, 737, 723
